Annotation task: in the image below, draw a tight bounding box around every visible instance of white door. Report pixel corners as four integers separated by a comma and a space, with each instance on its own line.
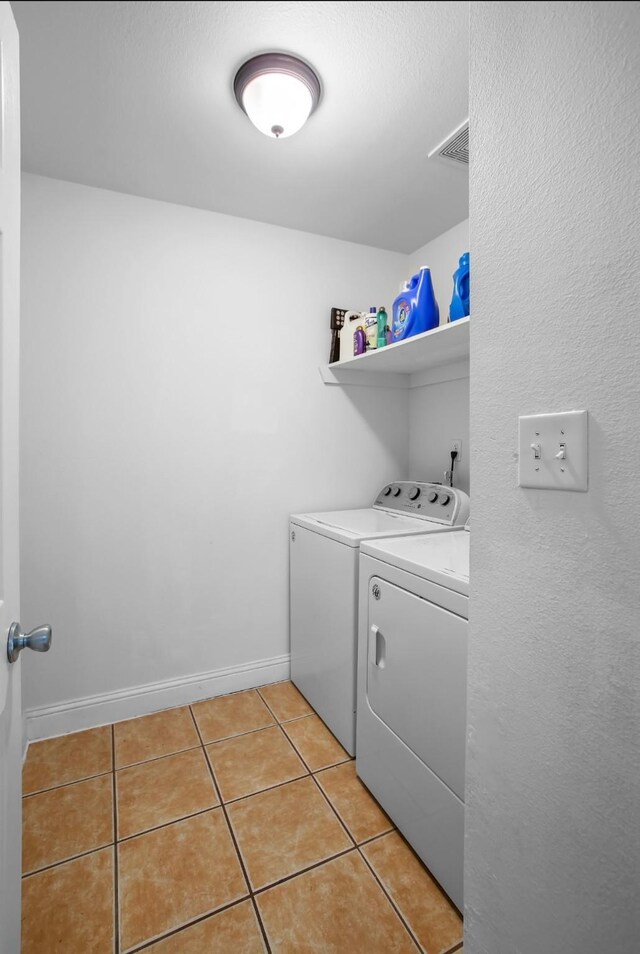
0, 3, 23, 950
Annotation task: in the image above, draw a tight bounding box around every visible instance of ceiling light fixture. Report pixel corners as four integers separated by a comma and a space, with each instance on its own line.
233, 52, 321, 140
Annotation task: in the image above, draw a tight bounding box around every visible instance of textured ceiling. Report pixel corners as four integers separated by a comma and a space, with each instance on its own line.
11, 1, 469, 252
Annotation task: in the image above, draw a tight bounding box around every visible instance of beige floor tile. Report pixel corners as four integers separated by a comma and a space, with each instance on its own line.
227, 776, 351, 890
192, 689, 275, 743
258, 681, 314, 722
282, 714, 350, 771
22, 847, 114, 954
23, 774, 113, 874
116, 747, 218, 839
315, 762, 393, 844
118, 808, 247, 951
144, 900, 266, 953
257, 850, 416, 953
114, 706, 200, 768
22, 726, 112, 795
362, 832, 463, 953
205, 726, 307, 802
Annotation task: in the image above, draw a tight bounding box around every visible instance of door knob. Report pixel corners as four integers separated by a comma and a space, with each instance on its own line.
7, 622, 52, 663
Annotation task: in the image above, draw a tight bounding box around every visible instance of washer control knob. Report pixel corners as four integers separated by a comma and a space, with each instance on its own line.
382, 485, 392, 496
408, 487, 421, 500
392, 486, 402, 497
440, 493, 451, 505
427, 491, 439, 503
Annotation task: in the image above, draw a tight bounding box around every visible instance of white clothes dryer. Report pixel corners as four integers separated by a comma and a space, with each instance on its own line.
289, 483, 469, 756
356, 525, 470, 910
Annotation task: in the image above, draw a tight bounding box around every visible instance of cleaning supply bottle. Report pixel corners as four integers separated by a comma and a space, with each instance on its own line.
449, 252, 470, 321
391, 267, 439, 342
353, 326, 366, 355
364, 307, 378, 350
376, 306, 388, 348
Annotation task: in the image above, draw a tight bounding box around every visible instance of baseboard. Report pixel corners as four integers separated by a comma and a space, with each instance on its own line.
25, 652, 291, 742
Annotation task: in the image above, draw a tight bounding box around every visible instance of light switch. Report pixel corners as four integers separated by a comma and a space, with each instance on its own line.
518, 410, 588, 491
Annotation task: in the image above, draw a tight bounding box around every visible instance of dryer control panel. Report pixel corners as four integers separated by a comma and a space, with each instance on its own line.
373, 482, 470, 526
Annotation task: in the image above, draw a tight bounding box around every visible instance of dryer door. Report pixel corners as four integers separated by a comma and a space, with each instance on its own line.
367, 578, 467, 799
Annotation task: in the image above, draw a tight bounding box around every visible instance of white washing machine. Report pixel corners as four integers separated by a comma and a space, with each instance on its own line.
289, 483, 469, 756
356, 525, 470, 910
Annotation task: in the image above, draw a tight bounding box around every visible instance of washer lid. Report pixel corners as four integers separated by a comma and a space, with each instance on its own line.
361, 529, 470, 595
290, 508, 448, 545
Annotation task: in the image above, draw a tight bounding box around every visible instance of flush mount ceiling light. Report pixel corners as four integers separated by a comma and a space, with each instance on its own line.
233, 52, 321, 139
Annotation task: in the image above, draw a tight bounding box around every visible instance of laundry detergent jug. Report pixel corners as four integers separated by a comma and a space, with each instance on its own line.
391, 267, 439, 343
449, 252, 470, 322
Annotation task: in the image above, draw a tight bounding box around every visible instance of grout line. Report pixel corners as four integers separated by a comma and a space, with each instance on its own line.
194, 706, 361, 939
356, 827, 396, 848
112, 725, 120, 954
307, 771, 357, 848
213, 768, 311, 809
358, 827, 462, 946
191, 682, 283, 708
388, 825, 463, 918
124, 896, 252, 954
254, 686, 286, 724
279, 718, 352, 774
311, 771, 394, 849
357, 847, 423, 952
22, 768, 114, 798
21, 841, 114, 879
200, 718, 311, 806
117, 803, 221, 844
261, 717, 353, 837
311, 765, 396, 849
252, 845, 357, 897
250, 894, 272, 954
188, 706, 273, 954
266, 723, 358, 857
255, 685, 315, 727
282, 709, 443, 954
200, 721, 280, 749
115, 742, 202, 772
272, 722, 313, 771
211, 732, 357, 901
277, 712, 316, 726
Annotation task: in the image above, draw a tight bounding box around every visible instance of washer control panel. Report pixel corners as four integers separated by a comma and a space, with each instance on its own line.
374, 481, 469, 526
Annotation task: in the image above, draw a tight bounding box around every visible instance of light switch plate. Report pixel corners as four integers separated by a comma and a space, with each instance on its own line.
518, 410, 588, 491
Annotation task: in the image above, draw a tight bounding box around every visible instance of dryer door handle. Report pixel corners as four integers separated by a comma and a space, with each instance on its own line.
369, 625, 386, 669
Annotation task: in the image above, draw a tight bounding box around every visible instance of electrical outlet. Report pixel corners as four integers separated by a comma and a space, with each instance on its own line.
450, 439, 462, 460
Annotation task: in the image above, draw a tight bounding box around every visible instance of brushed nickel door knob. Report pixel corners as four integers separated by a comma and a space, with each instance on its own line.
6, 622, 52, 663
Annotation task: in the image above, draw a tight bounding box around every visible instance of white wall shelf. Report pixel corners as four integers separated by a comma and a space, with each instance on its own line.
319, 316, 470, 389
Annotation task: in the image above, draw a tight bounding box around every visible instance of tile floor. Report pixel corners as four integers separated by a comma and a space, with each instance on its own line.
21, 680, 463, 953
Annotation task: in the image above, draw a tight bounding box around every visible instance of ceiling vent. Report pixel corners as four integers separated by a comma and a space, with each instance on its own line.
428, 120, 469, 166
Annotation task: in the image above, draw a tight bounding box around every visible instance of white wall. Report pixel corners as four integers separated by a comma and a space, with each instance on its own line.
406, 219, 470, 494
20, 174, 409, 723
467, 3, 640, 952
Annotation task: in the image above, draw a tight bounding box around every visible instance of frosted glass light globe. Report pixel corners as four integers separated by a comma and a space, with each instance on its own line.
241, 72, 314, 139
234, 53, 321, 140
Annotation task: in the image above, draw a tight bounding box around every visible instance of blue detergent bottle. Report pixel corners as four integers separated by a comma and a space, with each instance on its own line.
449, 252, 470, 321
391, 267, 439, 343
